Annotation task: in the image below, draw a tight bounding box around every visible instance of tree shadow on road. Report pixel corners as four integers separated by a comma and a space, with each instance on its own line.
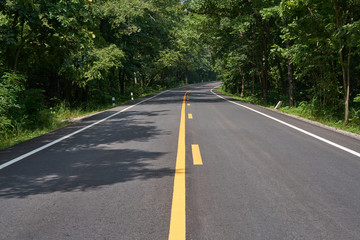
0, 149, 172, 198
0, 110, 175, 199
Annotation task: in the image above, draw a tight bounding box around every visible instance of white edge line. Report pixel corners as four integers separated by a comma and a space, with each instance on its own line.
0, 90, 169, 170
210, 87, 360, 158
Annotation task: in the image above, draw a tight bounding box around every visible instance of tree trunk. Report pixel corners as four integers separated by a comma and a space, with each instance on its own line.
239, 25, 264, 99
119, 69, 124, 95
82, 85, 88, 103
256, 13, 269, 102
13, 20, 25, 72
333, 0, 350, 124
287, 41, 294, 107
344, 47, 351, 124
241, 74, 245, 97
276, 56, 286, 95
252, 74, 255, 95
122, 71, 126, 95
134, 72, 137, 85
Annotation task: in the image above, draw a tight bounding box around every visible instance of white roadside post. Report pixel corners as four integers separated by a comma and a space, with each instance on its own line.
112, 97, 115, 106
275, 101, 282, 110
131, 92, 134, 100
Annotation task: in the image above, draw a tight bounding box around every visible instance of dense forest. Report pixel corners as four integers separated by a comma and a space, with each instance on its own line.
0, 0, 214, 143
1, 0, 360, 146
185, 0, 360, 126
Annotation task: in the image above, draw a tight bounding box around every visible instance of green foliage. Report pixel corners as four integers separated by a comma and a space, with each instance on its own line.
84, 44, 124, 82
0, 72, 25, 132
5, 0, 359, 145
0, 0, 216, 149
0, 71, 53, 133
21, 89, 52, 128
189, 0, 360, 125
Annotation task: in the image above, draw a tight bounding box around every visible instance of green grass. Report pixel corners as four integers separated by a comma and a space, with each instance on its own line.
0, 89, 162, 150
0, 122, 71, 150
0, 104, 125, 150
217, 86, 273, 107
53, 102, 125, 122
278, 106, 360, 134
217, 86, 360, 135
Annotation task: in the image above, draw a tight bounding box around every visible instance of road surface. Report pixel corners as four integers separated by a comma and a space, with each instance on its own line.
1, 83, 360, 239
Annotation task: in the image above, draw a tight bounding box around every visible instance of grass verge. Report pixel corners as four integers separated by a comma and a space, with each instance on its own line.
0, 90, 160, 150
0, 122, 71, 150
217, 86, 360, 135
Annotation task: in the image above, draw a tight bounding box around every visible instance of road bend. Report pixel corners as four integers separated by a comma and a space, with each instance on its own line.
1, 83, 360, 239
186, 84, 360, 240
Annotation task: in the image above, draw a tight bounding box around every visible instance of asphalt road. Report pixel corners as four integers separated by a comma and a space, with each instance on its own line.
1, 83, 360, 239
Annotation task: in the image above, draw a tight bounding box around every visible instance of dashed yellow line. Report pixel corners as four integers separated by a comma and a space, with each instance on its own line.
194, 82, 220, 88
191, 144, 203, 165
168, 90, 190, 240
187, 103, 190, 106
188, 113, 193, 119
204, 82, 220, 86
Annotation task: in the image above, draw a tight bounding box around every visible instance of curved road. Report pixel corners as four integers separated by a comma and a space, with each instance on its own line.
1, 83, 360, 239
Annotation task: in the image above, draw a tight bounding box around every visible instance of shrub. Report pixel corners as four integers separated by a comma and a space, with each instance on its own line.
0, 72, 26, 133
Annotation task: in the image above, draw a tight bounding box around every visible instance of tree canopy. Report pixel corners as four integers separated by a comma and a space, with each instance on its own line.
185, 0, 360, 125
0, 0, 214, 134
1, 0, 359, 137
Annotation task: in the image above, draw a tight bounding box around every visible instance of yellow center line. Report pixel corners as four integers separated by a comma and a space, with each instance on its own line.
169, 90, 190, 240
188, 113, 193, 119
191, 144, 203, 165
194, 82, 219, 88
204, 82, 220, 86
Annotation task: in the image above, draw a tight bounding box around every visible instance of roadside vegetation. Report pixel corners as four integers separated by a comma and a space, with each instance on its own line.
1, 0, 360, 149
0, 86, 166, 150
184, 0, 360, 132
217, 86, 360, 135
0, 1, 214, 149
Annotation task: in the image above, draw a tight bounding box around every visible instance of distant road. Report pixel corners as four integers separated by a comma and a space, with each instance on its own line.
1, 82, 360, 239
